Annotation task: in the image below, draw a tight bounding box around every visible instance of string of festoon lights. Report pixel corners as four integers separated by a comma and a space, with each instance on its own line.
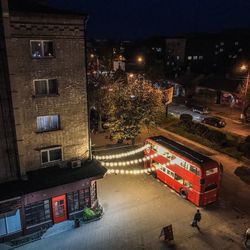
93, 144, 150, 160
100, 153, 158, 167
106, 166, 159, 175
106, 162, 173, 175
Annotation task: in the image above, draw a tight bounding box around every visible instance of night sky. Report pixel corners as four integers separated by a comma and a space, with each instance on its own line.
51, 0, 250, 39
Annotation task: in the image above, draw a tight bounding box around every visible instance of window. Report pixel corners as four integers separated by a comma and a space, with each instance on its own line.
79, 188, 90, 209
176, 56, 180, 60
235, 41, 239, 46
219, 48, 224, 52
166, 168, 174, 179
187, 56, 192, 60
199, 56, 203, 60
183, 179, 193, 190
90, 181, 97, 205
31, 40, 54, 58
37, 115, 60, 132
25, 200, 51, 227
220, 42, 224, 46
205, 183, 217, 192
189, 165, 200, 176
41, 147, 62, 164
0, 210, 22, 236
34, 79, 58, 96
206, 167, 218, 176
193, 56, 198, 60
174, 174, 183, 184
67, 192, 79, 213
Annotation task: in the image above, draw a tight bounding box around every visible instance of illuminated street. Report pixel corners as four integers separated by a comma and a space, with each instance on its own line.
2, 130, 247, 250
6, 171, 248, 250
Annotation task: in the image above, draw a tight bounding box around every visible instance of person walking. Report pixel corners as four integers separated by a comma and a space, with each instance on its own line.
245, 228, 250, 247
191, 209, 201, 231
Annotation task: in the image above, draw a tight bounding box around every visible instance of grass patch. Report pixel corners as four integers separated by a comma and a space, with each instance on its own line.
157, 116, 244, 160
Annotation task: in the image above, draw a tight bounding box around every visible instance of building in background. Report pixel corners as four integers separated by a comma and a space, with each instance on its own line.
0, 0, 106, 241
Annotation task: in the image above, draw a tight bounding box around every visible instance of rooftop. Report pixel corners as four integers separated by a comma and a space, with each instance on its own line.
150, 135, 215, 165
0, 159, 106, 201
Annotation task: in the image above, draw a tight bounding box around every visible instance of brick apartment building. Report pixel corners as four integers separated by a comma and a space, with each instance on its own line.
0, 0, 106, 241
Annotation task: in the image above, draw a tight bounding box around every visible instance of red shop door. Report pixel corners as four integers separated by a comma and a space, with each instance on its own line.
52, 195, 67, 224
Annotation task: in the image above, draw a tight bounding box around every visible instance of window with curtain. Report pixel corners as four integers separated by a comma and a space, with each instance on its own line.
37, 115, 60, 132
34, 79, 58, 96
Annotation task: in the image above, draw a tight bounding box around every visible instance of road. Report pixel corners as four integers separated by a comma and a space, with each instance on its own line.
168, 103, 250, 137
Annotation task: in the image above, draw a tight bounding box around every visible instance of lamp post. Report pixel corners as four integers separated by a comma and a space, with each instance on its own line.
240, 64, 250, 120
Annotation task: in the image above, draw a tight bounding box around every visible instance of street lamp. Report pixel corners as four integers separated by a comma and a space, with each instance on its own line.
137, 56, 143, 63
240, 64, 250, 120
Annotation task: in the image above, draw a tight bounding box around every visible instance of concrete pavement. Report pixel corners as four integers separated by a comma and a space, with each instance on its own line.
1, 128, 249, 250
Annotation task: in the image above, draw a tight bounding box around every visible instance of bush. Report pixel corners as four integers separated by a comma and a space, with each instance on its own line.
238, 142, 250, 159
180, 113, 193, 122
83, 207, 96, 220
206, 129, 227, 145
179, 120, 227, 145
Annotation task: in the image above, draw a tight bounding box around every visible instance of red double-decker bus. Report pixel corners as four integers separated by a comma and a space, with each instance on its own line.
144, 136, 222, 207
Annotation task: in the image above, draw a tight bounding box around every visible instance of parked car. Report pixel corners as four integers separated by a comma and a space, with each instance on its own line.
201, 116, 226, 128
192, 105, 209, 114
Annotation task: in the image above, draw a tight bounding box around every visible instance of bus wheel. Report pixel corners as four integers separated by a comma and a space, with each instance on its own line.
180, 189, 188, 199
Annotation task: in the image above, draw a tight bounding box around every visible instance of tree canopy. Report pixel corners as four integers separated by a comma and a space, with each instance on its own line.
88, 72, 164, 142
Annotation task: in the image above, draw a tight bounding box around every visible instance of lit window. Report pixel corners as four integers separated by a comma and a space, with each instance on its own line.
183, 179, 193, 190
174, 174, 183, 184
187, 56, 192, 60
41, 147, 62, 164
206, 167, 218, 176
235, 41, 239, 46
34, 79, 58, 96
31, 40, 54, 58
193, 56, 198, 60
176, 56, 180, 60
37, 115, 60, 132
219, 48, 224, 52
220, 42, 224, 46
238, 48, 243, 52
166, 168, 175, 179
167, 61, 170, 65
215, 44, 219, 48
199, 56, 203, 60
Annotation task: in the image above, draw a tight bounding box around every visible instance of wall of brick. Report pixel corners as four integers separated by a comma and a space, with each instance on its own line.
7, 13, 89, 174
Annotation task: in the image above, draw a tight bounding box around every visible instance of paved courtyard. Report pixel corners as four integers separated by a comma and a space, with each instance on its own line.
7, 172, 248, 250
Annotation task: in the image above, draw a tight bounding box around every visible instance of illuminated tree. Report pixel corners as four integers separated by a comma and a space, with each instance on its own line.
105, 75, 164, 143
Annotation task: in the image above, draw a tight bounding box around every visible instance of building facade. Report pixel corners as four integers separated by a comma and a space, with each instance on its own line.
0, 0, 106, 241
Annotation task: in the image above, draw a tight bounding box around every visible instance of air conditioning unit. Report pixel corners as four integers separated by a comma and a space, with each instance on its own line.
71, 159, 82, 169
